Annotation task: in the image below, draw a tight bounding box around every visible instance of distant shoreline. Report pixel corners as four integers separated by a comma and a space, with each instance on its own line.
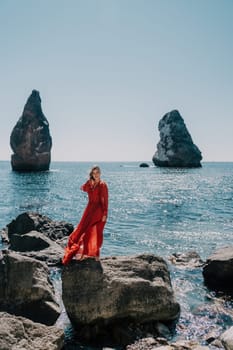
1, 160, 233, 164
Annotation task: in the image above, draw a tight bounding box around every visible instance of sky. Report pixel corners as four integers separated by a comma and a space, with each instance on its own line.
0, 0, 233, 162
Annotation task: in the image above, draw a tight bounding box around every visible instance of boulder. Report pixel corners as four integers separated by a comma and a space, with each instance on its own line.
10, 90, 52, 171
203, 246, 233, 294
10, 230, 50, 251
169, 251, 203, 268
152, 110, 202, 168
62, 254, 180, 346
0, 312, 64, 350
9, 230, 64, 266
139, 163, 150, 168
0, 250, 60, 325
7, 212, 73, 241
221, 326, 233, 350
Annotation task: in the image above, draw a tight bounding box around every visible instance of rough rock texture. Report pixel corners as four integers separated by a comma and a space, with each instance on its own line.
126, 338, 212, 350
169, 251, 203, 268
10, 90, 52, 171
62, 254, 180, 346
9, 230, 64, 266
152, 110, 202, 168
203, 246, 233, 294
10, 230, 50, 251
7, 212, 73, 241
0, 312, 64, 350
221, 326, 233, 350
0, 250, 60, 325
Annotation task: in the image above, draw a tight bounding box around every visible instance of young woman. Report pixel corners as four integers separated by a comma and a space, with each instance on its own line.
62, 166, 108, 265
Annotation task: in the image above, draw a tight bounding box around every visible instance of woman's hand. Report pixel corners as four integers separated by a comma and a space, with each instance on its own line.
102, 215, 107, 222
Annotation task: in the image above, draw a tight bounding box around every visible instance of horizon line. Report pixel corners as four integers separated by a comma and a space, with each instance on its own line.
1, 159, 233, 163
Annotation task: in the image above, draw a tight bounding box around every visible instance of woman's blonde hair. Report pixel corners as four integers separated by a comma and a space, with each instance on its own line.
89, 165, 101, 180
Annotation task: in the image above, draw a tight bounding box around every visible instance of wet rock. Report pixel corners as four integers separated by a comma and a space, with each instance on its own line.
169, 251, 203, 268
140, 163, 150, 167
62, 254, 180, 346
9, 230, 64, 266
10, 90, 52, 171
204, 330, 221, 344
171, 340, 209, 350
7, 212, 73, 241
127, 339, 211, 350
0, 250, 60, 325
152, 110, 202, 168
193, 300, 233, 327
211, 339, 224, 348
156, 322, 172, 339
126, 337, 167, 350
0, 312, 64, 350
220, 326, 233, 350
203, 246, 233, 294
0, 228, 9, 243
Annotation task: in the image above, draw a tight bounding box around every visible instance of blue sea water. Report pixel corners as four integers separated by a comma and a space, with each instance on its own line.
0, 161, 233, 346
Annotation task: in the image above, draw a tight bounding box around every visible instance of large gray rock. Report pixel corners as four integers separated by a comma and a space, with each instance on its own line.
9, 230, 64, 266
203, 246, 233, 294
7, 212, 73, 241
0, 250, 60, 325
152, 110, 202, 168
62, 254, 180, 345
10, 90, 52, 171
221, 326, 233, 350
0, 312, 64, 350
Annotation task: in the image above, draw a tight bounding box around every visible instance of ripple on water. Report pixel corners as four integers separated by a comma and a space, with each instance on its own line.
0, 161, 233, 347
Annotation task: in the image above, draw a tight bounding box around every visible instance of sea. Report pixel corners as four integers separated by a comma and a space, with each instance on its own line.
0, 160, 232, 348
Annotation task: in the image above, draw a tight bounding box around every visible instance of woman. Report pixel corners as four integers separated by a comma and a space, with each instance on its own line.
62, 165, 108, 265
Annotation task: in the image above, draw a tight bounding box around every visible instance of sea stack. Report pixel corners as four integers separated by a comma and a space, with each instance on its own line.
152, 110, 202, 167
10, 90, 52, 171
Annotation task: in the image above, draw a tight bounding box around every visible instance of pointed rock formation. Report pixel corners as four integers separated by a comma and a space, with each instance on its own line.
10, 90, 52, 171
152, 110, 202, 168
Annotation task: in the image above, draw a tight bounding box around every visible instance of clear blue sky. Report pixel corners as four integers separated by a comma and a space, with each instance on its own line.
0, 0, 232, 161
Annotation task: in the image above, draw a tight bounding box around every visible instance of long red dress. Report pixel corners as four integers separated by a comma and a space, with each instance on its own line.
62, 180, 108, 265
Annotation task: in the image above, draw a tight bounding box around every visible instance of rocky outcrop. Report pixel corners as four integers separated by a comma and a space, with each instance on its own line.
7, 212, 73, 241
221, 326, 233, 350
139, 163, 150, 167
152, 110, 202, 168
10, 90, 52, 171
9, 230, 64, 266
203, 246, 233, 294
62, 254, 180, 346
169, 251, 203, 268
0, 250, 60, 325
1, 212, 72, 266
0, 312, 64, 350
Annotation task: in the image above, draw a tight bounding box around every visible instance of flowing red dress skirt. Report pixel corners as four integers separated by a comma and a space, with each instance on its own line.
62, 180, 108, 265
